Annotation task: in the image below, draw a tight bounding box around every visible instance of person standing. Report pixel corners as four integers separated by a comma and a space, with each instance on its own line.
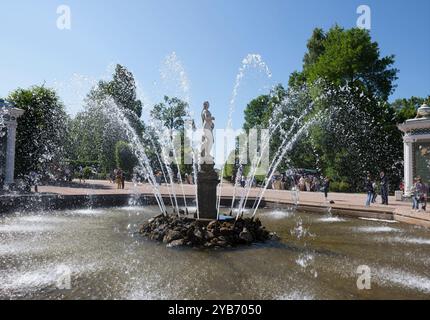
155, 171, 162, 185
365, 174, 374, 207
121, 171, 125, 189
380, 171, 389, 205
411, 177, 422, 210
116, 169, 122, 189
305, 176, 311, 192
299, 176, 305, 192
78, 166, 85, 184
421, 182, 428, 211
372, 181, 379, 203
322, 177, 330, 201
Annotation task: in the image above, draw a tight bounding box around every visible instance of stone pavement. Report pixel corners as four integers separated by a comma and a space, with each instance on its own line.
38, 179, 430, 228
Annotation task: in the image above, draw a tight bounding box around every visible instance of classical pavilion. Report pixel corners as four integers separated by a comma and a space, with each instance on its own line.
0, 99, 24, 187
398, 103, 430, 197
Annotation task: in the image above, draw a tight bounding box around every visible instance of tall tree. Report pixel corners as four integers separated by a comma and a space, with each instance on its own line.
8, 86, 69, 177
150, 96, 191, 176
150, 96, 188, 132
290, 26, 398, 101
244, 26, 404, 191
68, 65, 145, 175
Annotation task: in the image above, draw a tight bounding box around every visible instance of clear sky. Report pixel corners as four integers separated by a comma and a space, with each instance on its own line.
0, 0, 429, 129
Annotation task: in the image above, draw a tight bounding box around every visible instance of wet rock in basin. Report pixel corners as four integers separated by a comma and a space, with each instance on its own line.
139, 214, 278, 248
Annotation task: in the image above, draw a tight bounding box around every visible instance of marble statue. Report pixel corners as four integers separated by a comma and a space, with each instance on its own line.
200, 101, 215, 164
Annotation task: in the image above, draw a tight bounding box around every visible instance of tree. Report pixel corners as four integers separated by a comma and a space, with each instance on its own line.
68, 65, 146, 175
243, 94, 270, 131
392, 96, 430, 123
94, 64, 143, 118
115, 141, 138, 179
150, 96, 188, 132
150, 96, 191, 177
8, 86, 69, 178
290, 26, 398, 101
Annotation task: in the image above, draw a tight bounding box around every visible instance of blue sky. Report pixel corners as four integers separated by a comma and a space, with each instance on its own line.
0, 0, 429, 129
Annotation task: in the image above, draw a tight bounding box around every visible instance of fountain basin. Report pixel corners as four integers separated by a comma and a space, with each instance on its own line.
1, 206, 430, 299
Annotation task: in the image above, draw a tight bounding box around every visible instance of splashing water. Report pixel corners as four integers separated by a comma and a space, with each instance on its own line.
94, 98, 168, 215
227, 54, 272, 129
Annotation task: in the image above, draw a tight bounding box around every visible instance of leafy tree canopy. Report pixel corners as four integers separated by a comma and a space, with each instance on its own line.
8, 86, 69, 177
290, 26, 399, 101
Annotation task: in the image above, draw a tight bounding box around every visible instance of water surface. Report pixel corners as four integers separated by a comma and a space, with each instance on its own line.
1, 206, 429, 300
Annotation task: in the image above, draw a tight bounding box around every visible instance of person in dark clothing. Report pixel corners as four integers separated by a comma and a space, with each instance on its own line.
380, 171, 389, 205
372, 181, 378, 203
322, 177, 330, 201
365, 174, 374, 207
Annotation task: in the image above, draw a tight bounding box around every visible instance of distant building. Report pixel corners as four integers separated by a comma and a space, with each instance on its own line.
0, 99, 24, 188
398, 103, 430, 196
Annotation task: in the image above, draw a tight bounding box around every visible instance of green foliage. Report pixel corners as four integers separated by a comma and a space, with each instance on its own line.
242, 26, 412, 192
290, 26, 398, 101
82, 167, 93, 179
392, 96, 430, 123
330, 181, 351, 193
243, 95, 270, 131
150, 96, 188, 131
68, 65, 145, 175
150, 96, 192, 178
8, 86, 69, 177
115, 141, 138, 179
93, 64, 143, 118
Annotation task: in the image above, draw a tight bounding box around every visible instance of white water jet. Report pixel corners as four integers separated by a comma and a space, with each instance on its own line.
216, 54, 273, 216
96, 98, 168, 215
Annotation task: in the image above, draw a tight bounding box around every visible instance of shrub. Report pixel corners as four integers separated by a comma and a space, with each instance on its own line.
338, 181, 351, 193
83, 167, 93, 179
330, 181, 340, 192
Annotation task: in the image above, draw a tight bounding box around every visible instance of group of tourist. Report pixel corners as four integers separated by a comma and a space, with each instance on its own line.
112, 168, 125, 189
411, 177, 428, 211
270, 173, 327, 194
364, 171, 390, 207
293, 174, 322, 192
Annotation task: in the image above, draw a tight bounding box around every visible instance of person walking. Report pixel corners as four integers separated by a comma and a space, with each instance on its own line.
365, 174, 374, 207
380, 171, 389, 205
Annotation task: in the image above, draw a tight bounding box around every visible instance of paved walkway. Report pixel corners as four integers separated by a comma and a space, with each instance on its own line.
38, 179, 430, 228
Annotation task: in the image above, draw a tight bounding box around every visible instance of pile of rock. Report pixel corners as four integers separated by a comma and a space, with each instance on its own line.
139, 215, 279, 248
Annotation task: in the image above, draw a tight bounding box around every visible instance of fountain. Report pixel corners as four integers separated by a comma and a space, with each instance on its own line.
139, 101, 276, 247
2, 67, 430, 299
196, 101, 218, 220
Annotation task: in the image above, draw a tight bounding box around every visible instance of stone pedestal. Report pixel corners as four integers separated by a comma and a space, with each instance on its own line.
197, 164, 219, 220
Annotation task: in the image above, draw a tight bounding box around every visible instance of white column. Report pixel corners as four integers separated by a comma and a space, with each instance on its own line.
5, 122, 17, 185
403, 140, 414, 197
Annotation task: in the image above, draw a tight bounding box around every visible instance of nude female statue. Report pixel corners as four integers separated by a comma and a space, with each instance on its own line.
200, 101, 215, 164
